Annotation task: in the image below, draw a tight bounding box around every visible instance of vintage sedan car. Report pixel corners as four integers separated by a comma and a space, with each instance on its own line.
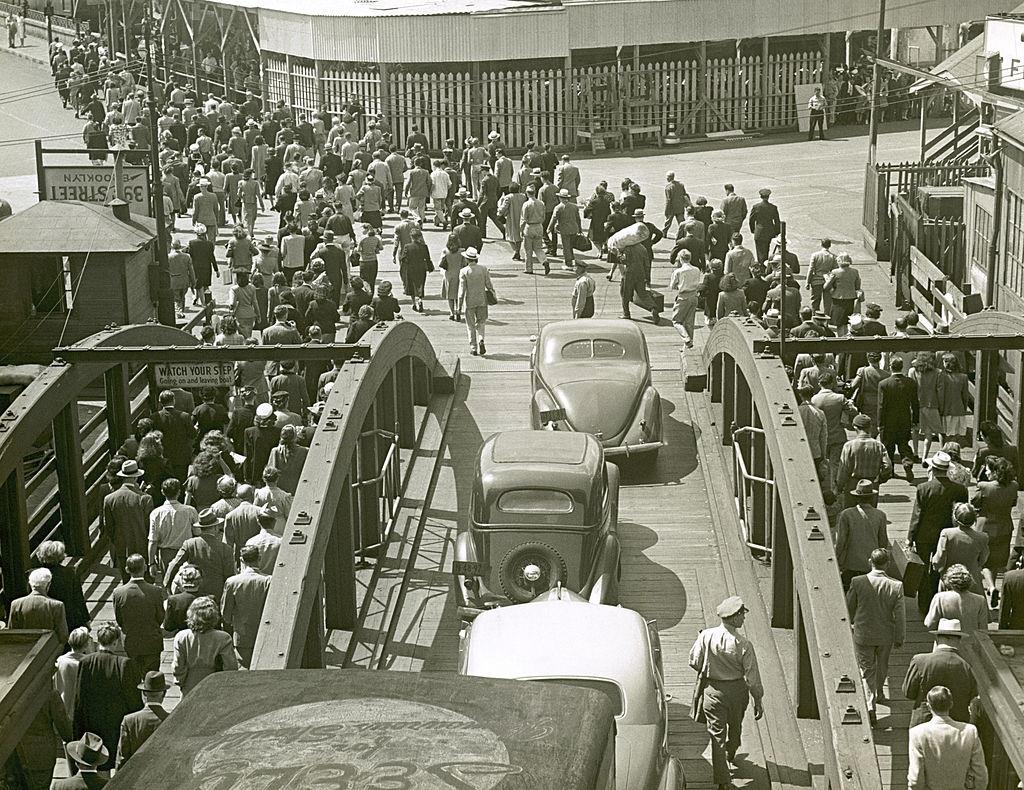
460, 594, 685, 790
531, 319, 664, 460
454, 430, 620, 617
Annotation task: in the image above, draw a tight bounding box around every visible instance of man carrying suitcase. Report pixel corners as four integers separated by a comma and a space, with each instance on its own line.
620, 241, 659, 324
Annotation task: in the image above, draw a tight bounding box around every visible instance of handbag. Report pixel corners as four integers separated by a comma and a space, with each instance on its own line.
572, 234, 593, 252
485, 288, 498, 306
690, 631, 711, 723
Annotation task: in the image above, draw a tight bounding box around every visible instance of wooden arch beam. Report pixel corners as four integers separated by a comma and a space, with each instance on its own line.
702, 316, 883, 789
251, 321, 445, 670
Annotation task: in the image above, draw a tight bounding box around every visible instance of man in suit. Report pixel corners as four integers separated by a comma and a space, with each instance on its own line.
554, 154, 581, 201
151, 389, 196, 480
999, 546, 1024, 629
846, 548, 904, 724
720, 183, 747, 235
53, 732, 110, 789
73, 624, 142, 771
164, 509, 236, 602
112, 555, 166, 674
908, 452, 969, 617
223, 484, 263, 566
907, 686, 987, 790
101, 460, 154, 583
902, 618, 976, 727
662, 171, 691, 236
747, 187, 780, 263
7, 567, 69, 645
835, 482, 889, 589
457, 247, 495, 357
261, 305, 302, 380
876, 356, 919, 481
222, 545, 272, 667
115, 671, 169, 767
835, 415, 891, 507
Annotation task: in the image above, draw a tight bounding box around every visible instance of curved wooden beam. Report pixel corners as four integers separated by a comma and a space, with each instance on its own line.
251, 321, 442, 670
951, 308, 1024, 336
702, 317, 882, 789
0, 323, 198, 484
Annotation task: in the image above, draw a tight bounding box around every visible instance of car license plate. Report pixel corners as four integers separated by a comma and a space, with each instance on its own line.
452, 560, 486, 577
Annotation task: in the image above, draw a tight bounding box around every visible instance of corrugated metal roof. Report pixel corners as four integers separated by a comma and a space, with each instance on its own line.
0, 201, 156, 254
995, 109, 1024, 146
213, 0, 558, 17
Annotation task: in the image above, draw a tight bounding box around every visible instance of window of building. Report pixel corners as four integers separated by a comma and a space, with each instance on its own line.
970, 204, 991, 275
1003, 190, 1024, 296
29, 255, 72, 316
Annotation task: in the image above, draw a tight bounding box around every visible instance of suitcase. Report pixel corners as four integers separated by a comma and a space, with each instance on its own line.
632, 288, 664, 323
888, 538, 926, 597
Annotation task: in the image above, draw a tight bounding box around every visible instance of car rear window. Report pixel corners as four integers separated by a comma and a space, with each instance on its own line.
535, 678, 624, 717
560, 339, 626, 360
497, 489, 574, 514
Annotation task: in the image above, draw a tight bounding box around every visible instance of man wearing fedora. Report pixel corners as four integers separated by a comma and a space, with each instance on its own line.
908, 685, 987, 790
222, 544, 272, 667
835, 415, 891, 508
163, 509, 235, 602
747, 187, 780, 264
115, 671, 169, 767
836, 481, 889, 589
74, 624, 142, 773
54, 732, 109, 788
909, 451, 968, 617
688, 596, 764, 790
449, 208, 484, 255
548, 189, 583, 271
846, 548, 904, 725
102, 461, 154, 584
457, 247, 495, 357
112, 555, 166, 674
903, 617, 976, 727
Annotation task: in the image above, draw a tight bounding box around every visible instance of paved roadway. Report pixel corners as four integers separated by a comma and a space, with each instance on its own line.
5, 37, 934, 788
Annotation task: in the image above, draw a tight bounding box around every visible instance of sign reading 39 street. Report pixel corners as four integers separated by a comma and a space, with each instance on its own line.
155, 362, 235, 388
40, 166, 151, 216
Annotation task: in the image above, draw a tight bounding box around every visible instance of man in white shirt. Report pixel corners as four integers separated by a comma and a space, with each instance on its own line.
147, 478, 198, 573
430, 161, 453, 229
669, 249, 702, 348
807, 86, 827, 141
244, 508, 283, 574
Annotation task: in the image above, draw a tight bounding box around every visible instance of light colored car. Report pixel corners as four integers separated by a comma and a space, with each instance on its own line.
459, 593, 685, 790
531, 319, 664, 461
453, 430, 621, 619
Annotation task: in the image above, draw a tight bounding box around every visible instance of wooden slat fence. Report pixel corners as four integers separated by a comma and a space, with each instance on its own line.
262, 49, 823, 146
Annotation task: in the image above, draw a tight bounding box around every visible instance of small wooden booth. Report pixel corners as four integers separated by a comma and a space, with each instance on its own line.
961, 631, 1024, 787
0, 200, 157, 363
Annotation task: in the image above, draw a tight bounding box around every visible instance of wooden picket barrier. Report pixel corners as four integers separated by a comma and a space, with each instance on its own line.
260, 49, 822, 148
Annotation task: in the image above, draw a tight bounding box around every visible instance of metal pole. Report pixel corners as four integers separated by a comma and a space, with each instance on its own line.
44, 0, 53, 47
143, 0, 174, 326
866, 0, 887, 166
986, 134, 1004, 308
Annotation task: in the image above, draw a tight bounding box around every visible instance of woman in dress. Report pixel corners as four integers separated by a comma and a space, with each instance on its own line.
215, 315, 246, 347
584, 182, 613, 259
973, 455, 1020, 607
439, 237, 464, 321
227, 271, 259, 338
924, 564, 988, 633
715, 272, 748, 319
171, 596, 236, 694
250, 135, 268, 186
183, 450, 225, 510
136, 431, 172, 506
401, 228, 433, 313
226, 226, 258, 277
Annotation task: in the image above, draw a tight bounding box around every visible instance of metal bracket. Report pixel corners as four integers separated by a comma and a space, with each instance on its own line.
780, 416, 797, 426
288, 530, 307, 545
293, 511, 311, 526
807, 524, 825, 541
804, 507, 821, 521
840, 706, 862, 725
836, 674, 857, 693
322, 420, 339, 432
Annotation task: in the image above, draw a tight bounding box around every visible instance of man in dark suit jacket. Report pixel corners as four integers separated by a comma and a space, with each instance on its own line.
74, 624, 143, 771
163, 509, 236, 601
112, 555, 166, 674
747, 187, 780, 263
999, 547, 1024, 629
908, 451, 968, 616
261, 305, 303, 379
53, 732, 110, 788
115, 671, 169, 767
876, 356, 919, 480
8, 567, 69, 645
102, 461, 154, 584
902, 618, 976, 727
151, 389, 196, 480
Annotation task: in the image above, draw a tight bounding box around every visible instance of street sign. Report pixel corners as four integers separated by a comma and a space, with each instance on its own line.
39, 165, 151, 216
154, 362, 235, 388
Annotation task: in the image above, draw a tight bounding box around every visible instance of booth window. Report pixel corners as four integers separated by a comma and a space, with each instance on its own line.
30, 256, 73, 315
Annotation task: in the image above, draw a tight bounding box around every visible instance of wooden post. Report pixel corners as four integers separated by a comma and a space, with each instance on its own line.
696, 40, 707, 136
795, 596, 819, 718
845, 31, 853, 66
920, 92, 929, 161
771, 490, 794, 628
469, 60, 484, 141
357, 405, 380, 553
378, 369, 397, 435
324, 475, 357, 630
285, 53, 294, 111
821, 33, 831, 82
0, 468, 31, 612
412, 357, 431, 407
378, 61, 391, 123
314, 59, 325, 112
301, 584, 324, 668
977, 351, 999, 427
396, 357, 415, 449
53, 405, 89, 556
104, 364, 132, 453
761, 37, 770, 130
721, 356, 735, 447
564, 53, 574, 148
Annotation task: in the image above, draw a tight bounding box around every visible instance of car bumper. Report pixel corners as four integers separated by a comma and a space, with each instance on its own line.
603, 440, 665, 457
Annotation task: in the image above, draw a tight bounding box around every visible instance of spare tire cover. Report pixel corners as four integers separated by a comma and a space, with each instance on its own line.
498, 541, 567, 603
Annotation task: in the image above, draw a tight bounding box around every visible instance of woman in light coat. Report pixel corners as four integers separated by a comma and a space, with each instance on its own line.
439, 237, 464, 321
172, 596, 236, 694
498, 182, 528, 261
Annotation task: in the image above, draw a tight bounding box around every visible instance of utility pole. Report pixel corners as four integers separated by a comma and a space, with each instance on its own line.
778, 221, 787, 362
142, 0, 174, 326
867, 0, 887, 166
985, 132, 1004, 308
44, 0, 53, 47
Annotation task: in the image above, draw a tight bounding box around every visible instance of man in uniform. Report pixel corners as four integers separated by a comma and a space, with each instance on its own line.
689, 596, 764, 790
747, 187, 780, 264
